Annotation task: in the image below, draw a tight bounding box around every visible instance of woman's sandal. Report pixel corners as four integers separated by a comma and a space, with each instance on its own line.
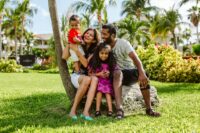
146, 108, 161, 117
69, 115, 78, 121
107, 111, 113, 117
95, 111, 101, 117
80, 114, 93, 121
115, 108, 124, 119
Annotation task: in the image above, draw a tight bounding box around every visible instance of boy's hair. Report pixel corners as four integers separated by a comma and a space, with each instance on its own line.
89, 42, 117, 78
69, 15, 80, 23
102, 24, 117, 37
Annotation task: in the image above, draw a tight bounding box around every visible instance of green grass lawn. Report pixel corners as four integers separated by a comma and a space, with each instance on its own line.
0, 73, 200, 133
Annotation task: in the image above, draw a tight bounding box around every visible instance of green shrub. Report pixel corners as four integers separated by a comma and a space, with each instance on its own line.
192, 44, 200, 55
136, 44, 200, 83
32, 64, 50, 70
0, 59, 23, 73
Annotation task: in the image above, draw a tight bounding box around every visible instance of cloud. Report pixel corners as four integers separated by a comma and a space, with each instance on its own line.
30, 2, 50, 17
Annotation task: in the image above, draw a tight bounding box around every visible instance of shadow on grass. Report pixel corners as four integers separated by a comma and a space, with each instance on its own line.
0, 93, 118, 133
153, 82, 200, 94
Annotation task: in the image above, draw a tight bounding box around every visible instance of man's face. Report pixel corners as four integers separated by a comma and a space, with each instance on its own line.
101, 28, 112, 44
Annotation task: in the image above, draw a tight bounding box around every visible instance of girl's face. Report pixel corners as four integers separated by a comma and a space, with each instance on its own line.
99, 48, 109, 61
83, 30, 95, 44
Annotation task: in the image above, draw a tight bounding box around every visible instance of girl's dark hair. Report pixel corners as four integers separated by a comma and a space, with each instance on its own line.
82, 28, 100, 58
89, 42, 117, 78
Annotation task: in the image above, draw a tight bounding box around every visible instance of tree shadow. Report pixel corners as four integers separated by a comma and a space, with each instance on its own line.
0, 93, 118, 133
154, 82, 200, 94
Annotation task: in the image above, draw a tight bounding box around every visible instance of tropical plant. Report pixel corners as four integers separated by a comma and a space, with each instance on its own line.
70, 0, 116, 27
121, 0, 159, 20
2, 8, 21, 61
180, 0, 200, 43
15, 0, 37, 54
0, 0, 9, 58
150, 9, 183, 49
117, 16, 150, 46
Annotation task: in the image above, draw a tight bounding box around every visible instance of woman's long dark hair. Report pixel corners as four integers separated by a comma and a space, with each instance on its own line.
81, 28, 100, 58
89, 42, 117, 78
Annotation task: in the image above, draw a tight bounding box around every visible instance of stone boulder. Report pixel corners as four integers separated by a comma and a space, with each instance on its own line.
122, 83, 159, 114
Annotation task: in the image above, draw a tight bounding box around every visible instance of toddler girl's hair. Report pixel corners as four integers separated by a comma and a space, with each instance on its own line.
89, 42, 117, 78
69, 15, 80, 23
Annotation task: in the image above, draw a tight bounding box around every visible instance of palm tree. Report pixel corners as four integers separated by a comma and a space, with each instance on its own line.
117, 16, 150, 46
2, 8, 21, 61
0, 0, 9, 58
180, 0, 200, 43
150, 9, 183, 49
48, 0, 76, 102
121, 0, 159, 20
70, 0, 116, 27
15, 0, 37, 55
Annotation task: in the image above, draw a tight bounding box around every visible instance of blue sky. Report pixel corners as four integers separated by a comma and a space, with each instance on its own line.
28, 0, 198, 35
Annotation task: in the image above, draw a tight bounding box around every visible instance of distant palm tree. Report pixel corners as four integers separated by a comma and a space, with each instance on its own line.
70, 0, 116, 27
0, 0, 9, 58
117, 16, 150, 46
15, 0, 37, 54
180, 0, 200, 43
2, 8, 21, 60
150, 9, 183, 49
121, 0, 159, 20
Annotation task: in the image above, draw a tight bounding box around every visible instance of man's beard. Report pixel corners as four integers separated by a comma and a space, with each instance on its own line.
104, 36, 112, 44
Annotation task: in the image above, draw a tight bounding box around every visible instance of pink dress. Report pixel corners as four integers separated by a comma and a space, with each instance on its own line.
96, 63, 113, 95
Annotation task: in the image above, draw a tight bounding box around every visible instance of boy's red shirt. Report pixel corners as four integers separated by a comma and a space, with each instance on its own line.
68, 29, 82, 44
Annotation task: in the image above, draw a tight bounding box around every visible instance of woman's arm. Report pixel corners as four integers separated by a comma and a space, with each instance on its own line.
62, 45, 70, 60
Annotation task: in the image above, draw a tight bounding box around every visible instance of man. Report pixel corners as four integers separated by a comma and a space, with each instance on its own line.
101, 24, 160, 119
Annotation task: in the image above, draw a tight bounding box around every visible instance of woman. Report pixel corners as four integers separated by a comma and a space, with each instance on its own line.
62, 28, 100, 121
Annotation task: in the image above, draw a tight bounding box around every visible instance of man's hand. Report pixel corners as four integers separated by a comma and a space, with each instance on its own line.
138, 72, 149, 88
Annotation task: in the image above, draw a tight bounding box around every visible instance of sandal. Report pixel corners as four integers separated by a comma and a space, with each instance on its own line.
95, 111, 101, 117
115, 108, 124, 119
69, 114, 78, 121
146, 108, 161, 117
80, 114, 93, 121
107, 111, 113, 117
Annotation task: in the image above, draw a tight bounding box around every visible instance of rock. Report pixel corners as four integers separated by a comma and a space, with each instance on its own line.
122, 83, 159, 114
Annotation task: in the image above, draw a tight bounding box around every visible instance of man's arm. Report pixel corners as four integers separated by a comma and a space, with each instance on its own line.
129, 51, 149, 87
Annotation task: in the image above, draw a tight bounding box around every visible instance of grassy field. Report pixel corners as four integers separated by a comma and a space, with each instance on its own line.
0, 73, 200, 133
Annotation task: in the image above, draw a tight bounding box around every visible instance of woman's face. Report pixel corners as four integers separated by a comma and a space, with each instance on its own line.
83, 30, 95, 44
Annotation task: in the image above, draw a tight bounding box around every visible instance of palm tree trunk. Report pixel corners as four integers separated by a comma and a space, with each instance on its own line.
172, 32, 177, 49
14, 27, 18, 62
0, 22, 2, 59
197, 24, 199, 44
48, 0, 76, 102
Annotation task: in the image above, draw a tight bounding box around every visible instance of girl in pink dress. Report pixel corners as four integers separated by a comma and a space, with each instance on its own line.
88, 42, 117, 117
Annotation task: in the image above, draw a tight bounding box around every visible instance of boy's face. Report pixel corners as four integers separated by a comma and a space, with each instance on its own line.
70, 20, 80, 30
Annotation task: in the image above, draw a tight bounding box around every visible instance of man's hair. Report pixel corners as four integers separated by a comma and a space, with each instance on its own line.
102, 24, 117, 36
69, 15, 80, 22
